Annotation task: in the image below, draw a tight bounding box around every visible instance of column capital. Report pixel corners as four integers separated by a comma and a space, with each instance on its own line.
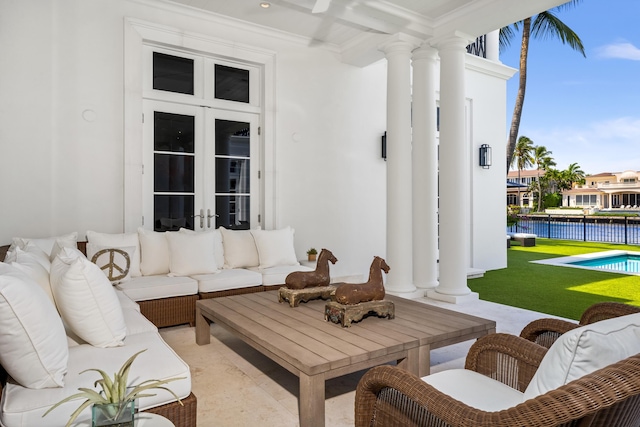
379, 33, 421, 56
411, 42, 438, 62
430, 30, 475, 51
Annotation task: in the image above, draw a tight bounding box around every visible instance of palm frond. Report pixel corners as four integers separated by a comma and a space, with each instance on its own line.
499, 26, 517, 53
531, 11, 586, 57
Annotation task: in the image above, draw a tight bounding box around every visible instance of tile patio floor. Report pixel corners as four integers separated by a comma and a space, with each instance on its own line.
159, 296, 567, 427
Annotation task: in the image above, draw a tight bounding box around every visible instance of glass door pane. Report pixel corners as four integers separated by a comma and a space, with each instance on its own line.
215, 119, 250, 230
143, 101, 204, 231
211, 114, 258, 230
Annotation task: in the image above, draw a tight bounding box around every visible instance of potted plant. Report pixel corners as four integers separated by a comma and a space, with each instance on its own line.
44, 349, 184, 427
306, 248, 318, 262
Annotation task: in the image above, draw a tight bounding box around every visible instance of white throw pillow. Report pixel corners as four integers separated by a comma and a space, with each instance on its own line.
137, 228, 170, 276
5, 241, 51, 272
11, 232, 77, 257
86, 243, 137, 284
0, 262, 68, 389
50, 248, 127, 348
219, 227, 260, 269
10, 248, 55, 305
179, 228, 225, 268
524, 312, 640, 400
49, 233, 81, 261
166, 232, 219, 276
86, 230, 141, 277
251, 227, 299, 269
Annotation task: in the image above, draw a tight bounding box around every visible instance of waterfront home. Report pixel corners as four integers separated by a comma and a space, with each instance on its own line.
507, 169, 544, 208
563, 171, 640, 210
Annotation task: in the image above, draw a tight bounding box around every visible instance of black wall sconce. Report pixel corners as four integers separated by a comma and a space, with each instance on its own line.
479, 144, 492, 169
381, 131, 387, 161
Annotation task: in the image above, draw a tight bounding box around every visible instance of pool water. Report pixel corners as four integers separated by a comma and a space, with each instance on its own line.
532, 250, 640, 276
569, 254, 640, 274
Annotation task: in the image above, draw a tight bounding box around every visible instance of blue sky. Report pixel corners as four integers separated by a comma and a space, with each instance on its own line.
501, 0, 640, 175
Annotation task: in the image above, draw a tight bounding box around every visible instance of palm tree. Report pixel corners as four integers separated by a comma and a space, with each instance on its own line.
532, 145, 555, 211
564, 162, 586, 189
511, 136, 534, 206
503, 1, 586, 171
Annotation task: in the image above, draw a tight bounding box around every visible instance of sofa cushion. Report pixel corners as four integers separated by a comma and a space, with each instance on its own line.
0, 263, 68, 389
250, 264, 314, 286
251, 227, 299, 269
10, 232, 78, 258
0, 331, 191, 427
524, 311, 640, 400
138, 227, 170, 276
50, 248, 127, 348
193, 268, 263, 293
86, 243, 137, 284
9, 248, 54, 304
179, 228, 225, 269
116, 275, 198, 301
122, 307, 158, 336
4, 241, 52, 272
166, 231, 219, 276
48, 233, 81, 261
219, 227, 260, 268
86, 230, 141, 277
421, 368, 524, 412
115, 289, 140, 312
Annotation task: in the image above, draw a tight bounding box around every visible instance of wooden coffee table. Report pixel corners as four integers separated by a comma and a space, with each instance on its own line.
195, 291, 495, 427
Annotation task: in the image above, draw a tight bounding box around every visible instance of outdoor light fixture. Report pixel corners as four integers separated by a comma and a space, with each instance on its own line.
381, 132, 387, 160
479, 144, 492, 169
260, 2, 271, 8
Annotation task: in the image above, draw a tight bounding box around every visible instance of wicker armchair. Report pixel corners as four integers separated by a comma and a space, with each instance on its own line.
356, 331, 640, 427
520, 301, 640, 348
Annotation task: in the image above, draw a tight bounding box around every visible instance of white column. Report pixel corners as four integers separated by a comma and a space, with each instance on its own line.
381, 39, 417, 296
427, 34, 477, 303
411, 43, 439, 291
486, 30, 499, 62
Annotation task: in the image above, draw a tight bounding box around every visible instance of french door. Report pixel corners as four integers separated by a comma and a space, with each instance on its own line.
143, 100, 259, 231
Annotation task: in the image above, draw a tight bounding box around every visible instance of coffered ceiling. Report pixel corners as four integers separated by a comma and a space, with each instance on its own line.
167, 0, 569, 64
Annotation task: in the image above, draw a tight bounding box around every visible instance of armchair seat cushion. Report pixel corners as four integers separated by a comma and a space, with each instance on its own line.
421, 369, 524, 412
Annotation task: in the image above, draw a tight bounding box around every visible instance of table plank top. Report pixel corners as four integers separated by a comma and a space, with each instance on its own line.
197, 291, 495, 376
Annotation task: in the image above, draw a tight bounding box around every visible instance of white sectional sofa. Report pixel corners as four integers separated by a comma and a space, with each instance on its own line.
0, 225, 311, 427
0, 244, 196, 427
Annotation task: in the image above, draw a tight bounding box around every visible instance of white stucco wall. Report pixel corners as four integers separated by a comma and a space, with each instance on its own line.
0, 0, 387, 278
467, 55, 515, 271
0, 0, 510, 279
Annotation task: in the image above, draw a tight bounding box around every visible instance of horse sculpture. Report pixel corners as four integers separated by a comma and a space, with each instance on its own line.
334, 256, 390, 305
285, 248, 338, 289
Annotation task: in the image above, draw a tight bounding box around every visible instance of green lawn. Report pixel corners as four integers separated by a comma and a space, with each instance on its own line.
468, 239, 640, 321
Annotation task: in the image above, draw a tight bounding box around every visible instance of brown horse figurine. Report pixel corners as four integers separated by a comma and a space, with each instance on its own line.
334, 256, 390, 305
285, 249, 338, 289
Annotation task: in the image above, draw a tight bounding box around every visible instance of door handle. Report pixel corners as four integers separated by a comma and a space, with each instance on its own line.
193, 209, 205, 229
207, 209, 218, 229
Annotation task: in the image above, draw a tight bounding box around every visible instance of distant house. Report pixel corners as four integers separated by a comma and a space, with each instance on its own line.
563, 171, 640, 210
507, 169, 544, 208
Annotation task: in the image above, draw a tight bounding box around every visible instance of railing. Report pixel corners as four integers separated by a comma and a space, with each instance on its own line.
510, 214, 640, 245
597, 182, 640, 189
466, 35, 486, 58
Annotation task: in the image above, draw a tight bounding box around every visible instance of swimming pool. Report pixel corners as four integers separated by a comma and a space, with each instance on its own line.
532, 250, 640, 275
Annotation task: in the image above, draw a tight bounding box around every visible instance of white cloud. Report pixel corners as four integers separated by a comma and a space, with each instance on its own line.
595, 42, 640, 60
525, 116, 640, 175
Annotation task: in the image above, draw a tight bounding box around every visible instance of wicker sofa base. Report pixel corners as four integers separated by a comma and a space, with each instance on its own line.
145, 392, 197, 427
138, 295, 199, 328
